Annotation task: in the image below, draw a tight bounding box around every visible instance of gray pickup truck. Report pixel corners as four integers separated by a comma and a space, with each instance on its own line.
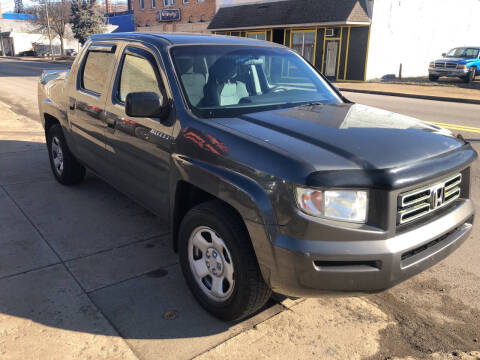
38, 33, 477, 321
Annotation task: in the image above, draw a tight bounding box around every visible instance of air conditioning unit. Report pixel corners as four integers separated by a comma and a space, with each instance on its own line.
325, 28, 334, 37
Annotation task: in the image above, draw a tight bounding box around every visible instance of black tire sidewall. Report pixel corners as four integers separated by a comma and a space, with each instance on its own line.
46, 124, 84, 185
178, 206, 260, 320
47, 125, 66, 183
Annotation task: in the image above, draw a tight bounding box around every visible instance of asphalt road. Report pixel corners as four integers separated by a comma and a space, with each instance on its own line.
1, 57, 480, 358
0, 58, 71, 121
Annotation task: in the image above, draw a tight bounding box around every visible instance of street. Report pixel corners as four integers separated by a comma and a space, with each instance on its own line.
0, 57, 479, 359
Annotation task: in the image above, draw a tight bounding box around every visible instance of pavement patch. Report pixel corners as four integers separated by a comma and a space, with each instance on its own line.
195, 296, 392, 360
66, 235, 176, 292
0, 264, 138, 360
0, 149, 51, 185
367, 275, 480, 359
89, 264, 285, 360
4, 175, 168, 260
0, 187, 58, 278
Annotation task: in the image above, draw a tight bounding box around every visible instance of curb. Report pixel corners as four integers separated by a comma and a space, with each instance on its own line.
1, 56, 73, 65
339, 88, 480, 105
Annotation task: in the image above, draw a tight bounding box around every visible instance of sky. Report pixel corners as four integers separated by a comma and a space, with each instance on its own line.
1, 0, 16, 13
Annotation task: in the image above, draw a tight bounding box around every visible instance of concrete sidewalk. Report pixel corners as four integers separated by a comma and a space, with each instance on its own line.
338, 81, 480, 104
1, 100, 479, 360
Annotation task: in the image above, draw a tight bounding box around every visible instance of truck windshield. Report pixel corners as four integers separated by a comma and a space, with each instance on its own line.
170, 45, 341, 118
446, 47, 479, 59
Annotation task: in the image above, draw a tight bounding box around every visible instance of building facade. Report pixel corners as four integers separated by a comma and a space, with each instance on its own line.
209, 0, 371, 81
210, 0, 480, 81
365, 0, 480, 79
0, 18, 80, 56
134, 0, 216, 33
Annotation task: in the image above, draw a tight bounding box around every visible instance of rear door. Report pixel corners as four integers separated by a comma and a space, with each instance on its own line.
68, 42, 118, 172
103, 44, 174, 220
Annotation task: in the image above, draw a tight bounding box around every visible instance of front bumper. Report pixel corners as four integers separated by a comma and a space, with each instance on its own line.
429, 68, 469, 77
267, 199, 474, 297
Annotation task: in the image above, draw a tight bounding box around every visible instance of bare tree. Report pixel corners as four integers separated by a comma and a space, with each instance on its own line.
31, 0, 70, 56
14, 0, 25, 13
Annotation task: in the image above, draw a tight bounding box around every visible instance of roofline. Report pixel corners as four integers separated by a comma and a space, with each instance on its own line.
209, 21, 371, 31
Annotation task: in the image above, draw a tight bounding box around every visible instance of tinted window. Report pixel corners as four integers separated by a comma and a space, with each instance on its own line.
118, 54, 162, 103
82, 50, 115, 94
171, 45, 341, 118
446, 47, 480, 59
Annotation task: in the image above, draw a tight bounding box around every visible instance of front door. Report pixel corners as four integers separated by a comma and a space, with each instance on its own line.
103, 45, 173, 221
68, 43, 118, 172
325, 40, 339, 78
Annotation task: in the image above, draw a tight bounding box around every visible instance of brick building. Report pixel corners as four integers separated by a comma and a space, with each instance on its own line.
134, 0, 216, 33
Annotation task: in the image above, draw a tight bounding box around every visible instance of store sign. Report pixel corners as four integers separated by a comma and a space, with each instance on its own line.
157, 9, 181, 22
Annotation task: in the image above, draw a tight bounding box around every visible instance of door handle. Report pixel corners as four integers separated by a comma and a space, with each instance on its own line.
69, 97, 76, 111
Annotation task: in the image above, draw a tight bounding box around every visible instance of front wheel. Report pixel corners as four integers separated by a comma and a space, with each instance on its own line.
429, 74, 439, 81
463, 68, 475, 83
179, 200, 271, 321
47, 124, 85, 185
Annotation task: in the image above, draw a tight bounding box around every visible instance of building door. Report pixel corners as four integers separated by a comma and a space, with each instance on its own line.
291, 30, 315, 64
325, 40, 339, 78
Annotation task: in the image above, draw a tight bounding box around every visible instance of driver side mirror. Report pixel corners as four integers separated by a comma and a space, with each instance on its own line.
125, 92, 170, 119
442, 53, 446, 57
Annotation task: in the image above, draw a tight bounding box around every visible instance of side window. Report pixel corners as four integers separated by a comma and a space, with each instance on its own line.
81, 50, 115, 94
118, 53, 162, 103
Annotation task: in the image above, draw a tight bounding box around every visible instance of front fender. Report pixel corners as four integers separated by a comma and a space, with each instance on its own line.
171, 154, 279, 278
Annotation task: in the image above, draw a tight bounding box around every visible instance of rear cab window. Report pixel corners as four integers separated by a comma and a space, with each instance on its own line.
80, 44, 117, 95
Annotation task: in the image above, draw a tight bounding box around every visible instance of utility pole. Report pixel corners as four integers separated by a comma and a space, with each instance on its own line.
44, 0, 55, 60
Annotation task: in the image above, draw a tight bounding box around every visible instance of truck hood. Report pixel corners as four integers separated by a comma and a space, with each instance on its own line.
436, 57, 476, 64
213, 103, 464, 171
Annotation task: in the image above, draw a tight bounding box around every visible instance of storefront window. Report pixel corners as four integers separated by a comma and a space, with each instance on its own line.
291, 31, 315, 64
247, 32, 266, 41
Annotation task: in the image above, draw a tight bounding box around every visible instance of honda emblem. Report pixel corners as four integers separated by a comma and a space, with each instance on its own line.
431, 185, 445, 209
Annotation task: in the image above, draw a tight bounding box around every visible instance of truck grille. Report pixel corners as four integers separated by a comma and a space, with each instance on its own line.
397, 174, 462, 225
434, 61, 457, 69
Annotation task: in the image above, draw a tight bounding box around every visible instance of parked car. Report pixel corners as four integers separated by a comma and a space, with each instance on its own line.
429, 47, 480, 83
38, 33, 477, 321
65, 49, 78, 57
18, 50, 36, 57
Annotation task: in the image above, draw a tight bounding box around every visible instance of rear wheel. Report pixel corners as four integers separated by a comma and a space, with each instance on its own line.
429, 74, 439, 81
179, 200, 271, 321
47, 124, 85, 185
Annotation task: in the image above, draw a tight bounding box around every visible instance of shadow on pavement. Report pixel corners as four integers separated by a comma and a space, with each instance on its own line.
0, 140, 283, 358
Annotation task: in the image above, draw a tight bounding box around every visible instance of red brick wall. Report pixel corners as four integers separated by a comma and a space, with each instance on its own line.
133, 0, 216, 29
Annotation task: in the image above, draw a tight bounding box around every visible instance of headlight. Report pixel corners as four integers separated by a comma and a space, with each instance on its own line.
295, 188, 368, 223
429, 62, 435, 68
457, 64, 467, 70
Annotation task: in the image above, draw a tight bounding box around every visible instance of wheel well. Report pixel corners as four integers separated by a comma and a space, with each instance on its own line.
44, 113, 60, 135
172, 181, 244, 252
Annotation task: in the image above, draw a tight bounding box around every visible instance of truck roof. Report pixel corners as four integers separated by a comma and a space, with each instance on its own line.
90, 32, 284, 47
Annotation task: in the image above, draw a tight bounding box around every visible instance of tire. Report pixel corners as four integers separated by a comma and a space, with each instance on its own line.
429, 74, 439, 81
463, 69, 475, 83
179, 200, 272, 321
46, 124, 85, 185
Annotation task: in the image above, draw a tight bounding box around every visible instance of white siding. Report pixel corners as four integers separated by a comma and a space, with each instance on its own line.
366, 0, 480, 79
